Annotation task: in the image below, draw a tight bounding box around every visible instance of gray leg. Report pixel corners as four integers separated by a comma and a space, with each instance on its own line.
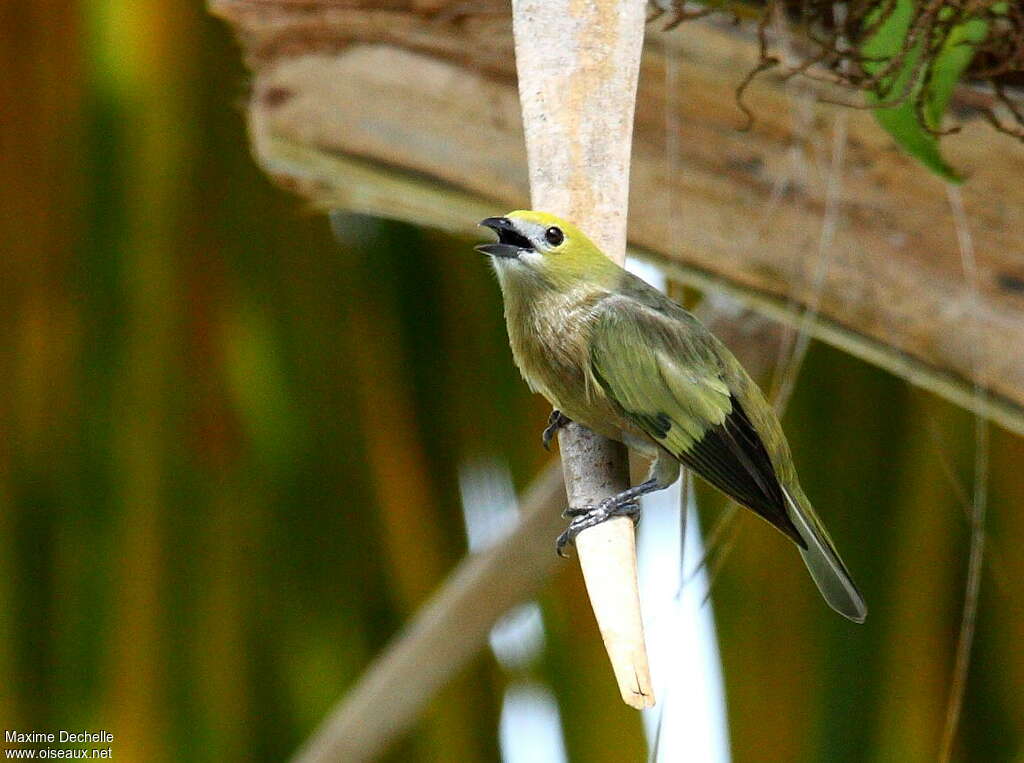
556, 452, 680, 557
556, 497, 644, 557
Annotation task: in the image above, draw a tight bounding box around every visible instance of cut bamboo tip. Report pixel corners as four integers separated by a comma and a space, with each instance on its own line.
575, 516, 655, 709
556, 424, 654, 709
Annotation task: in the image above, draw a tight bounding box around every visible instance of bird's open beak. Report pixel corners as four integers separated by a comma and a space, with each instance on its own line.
475, 217, 532, 258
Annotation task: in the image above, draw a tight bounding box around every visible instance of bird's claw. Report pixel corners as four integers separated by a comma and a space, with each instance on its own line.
555, 498, 642, 557
542, 410, 571, 451
562, 505, 592, 518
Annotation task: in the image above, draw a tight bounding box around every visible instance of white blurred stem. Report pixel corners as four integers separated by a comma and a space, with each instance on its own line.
512, 0, 654, 709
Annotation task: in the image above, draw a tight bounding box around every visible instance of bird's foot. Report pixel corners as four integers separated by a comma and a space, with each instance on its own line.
556, 497, 642, 558
542, 410, 572, 451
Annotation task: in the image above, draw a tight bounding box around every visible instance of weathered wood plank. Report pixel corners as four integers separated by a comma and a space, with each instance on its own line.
211, 1, 1024, 435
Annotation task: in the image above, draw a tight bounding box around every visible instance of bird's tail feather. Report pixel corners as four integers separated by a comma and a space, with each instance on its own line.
783, 487, 867, 623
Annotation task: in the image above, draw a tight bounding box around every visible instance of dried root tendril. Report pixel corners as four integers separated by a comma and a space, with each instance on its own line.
655, 0, 1024, 141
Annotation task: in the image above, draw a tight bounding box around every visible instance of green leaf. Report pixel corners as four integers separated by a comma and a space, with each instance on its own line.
862, 0, 992, 183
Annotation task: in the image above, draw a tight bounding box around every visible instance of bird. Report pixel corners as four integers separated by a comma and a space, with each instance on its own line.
475, 210, 866, 623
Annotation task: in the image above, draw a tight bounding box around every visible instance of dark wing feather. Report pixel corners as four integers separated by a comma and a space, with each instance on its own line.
677, 397, 803, 546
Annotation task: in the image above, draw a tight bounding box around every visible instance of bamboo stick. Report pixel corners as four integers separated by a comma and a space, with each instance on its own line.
511, 0, 654, 709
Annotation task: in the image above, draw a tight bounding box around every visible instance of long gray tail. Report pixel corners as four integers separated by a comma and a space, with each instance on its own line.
783, 487, 867, 623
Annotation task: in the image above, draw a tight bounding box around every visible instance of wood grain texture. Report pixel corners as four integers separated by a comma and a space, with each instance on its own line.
210, 1, 1024, 436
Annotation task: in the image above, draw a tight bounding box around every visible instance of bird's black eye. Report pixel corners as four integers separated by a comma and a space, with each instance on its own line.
544, 226, 564, 247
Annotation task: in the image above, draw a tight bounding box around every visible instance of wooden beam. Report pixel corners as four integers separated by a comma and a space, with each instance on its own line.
210, 2, 1024, 437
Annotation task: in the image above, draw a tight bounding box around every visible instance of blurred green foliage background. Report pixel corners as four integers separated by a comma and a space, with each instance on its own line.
3, 2, 1024, 761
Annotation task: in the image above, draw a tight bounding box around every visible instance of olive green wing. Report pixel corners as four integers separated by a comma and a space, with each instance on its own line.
589, 294, 866, 622
588, 297, 802, 545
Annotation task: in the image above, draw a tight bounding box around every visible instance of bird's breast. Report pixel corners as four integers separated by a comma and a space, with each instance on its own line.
503, 291, 629, 441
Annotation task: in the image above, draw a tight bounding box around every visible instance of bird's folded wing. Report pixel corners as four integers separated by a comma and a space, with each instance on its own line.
588, 299, 731, 452
588, 298, 801, 543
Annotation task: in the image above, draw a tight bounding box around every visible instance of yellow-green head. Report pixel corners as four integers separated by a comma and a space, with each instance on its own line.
475, 211, 619, 290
